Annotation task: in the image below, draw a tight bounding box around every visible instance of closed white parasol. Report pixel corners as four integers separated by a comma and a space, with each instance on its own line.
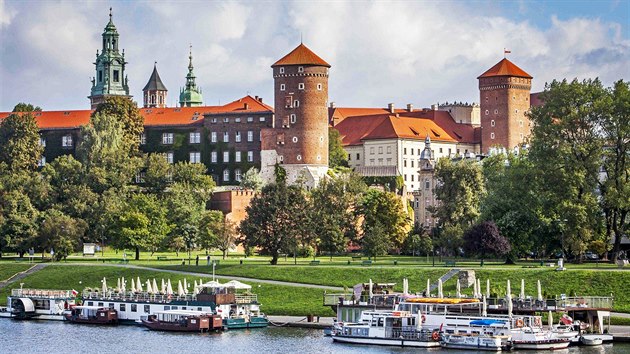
224, 280, 252, 290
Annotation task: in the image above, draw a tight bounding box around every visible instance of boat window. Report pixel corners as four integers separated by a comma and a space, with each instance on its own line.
197, 307, 202, 311
109, 303, 114, 309
163, 306, 170, 311
446, 330, 454, 334
87, 302, 93, 306
131, 304, 137, 312
172, 306, 178, 310
144, 305, 150, 313
98, 302, 104, 307
182, 307, 187, 310
378, 318, 384, 327
120, 304, 126, 311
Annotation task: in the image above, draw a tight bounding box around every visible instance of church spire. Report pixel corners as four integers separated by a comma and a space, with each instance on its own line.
89, 8, 131, 109
143, 62, 168, 108
179, 45, 203, 107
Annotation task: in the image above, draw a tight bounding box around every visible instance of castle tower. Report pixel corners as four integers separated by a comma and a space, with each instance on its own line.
261, 43, 331, 187
478, 57, 532, 152
89, 8, 131, 109
179, 46, 203, 107
143, 63, 168, 108
415, 134, 437, 227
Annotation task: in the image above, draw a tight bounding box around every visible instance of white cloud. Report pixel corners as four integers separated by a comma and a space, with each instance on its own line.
0, 1, 628, 111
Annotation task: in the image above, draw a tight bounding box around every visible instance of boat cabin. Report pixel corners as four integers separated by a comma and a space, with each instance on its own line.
66, 306, 118, 324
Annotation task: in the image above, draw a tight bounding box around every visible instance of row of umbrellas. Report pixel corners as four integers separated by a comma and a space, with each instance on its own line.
100, 277, 253, 296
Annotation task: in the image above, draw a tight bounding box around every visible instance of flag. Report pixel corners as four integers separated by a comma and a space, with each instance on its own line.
504, 49, 511, 54
71, 289, 78, 296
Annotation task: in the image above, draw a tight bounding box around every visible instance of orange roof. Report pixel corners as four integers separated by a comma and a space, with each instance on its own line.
272, 43, 331, 68
477, 58, 532, 79
0, 95, 273, 129
333, 108, 479, 146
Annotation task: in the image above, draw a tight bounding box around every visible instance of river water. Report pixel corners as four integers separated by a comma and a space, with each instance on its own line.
1, 320, 627, 354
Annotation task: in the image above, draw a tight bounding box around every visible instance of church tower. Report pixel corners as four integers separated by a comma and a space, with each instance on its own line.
143, 63, 167, 108
478, 57, 532, 152
415, 135, 437, 228
179, 47, 203, 107
260, 43, 331, 187
89, 8, 131, 109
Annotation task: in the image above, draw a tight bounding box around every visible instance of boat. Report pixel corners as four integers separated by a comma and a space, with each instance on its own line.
64, 306, 118, 325
141, 310, 223, 332
440, 333, 506, 351
580, 335, 603, 346
5, 288, 77, 320
198, 280, 269, 329
332, 310, 441, 348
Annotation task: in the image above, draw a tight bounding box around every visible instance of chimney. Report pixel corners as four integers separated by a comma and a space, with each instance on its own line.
254, 95, 258, 101
244, 103, 249, 110
388, 103, 395, 113
407, 103, 413, 112
431, 104, 438, 111
258, 97, 263, 103
329, 102, 336, 109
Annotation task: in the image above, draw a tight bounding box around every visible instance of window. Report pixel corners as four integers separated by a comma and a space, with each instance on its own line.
40, 137, 46, 147
404, 148, 407, 154
292, 137, 298, 143
62, 135, 73, 147
135, 171, 144, 183
491, 120, 495, 127
356, 153, 360, 160
235, 131, 241, 142
298, 83, 304, 90
404, 174, 407, 181
290, 114, 296, 124
298, 66, 304, 72
425, 179, 430, 189
370, 147, 375, 154
38, 156, 46, 167
490, 132, 495, 139
378, 147, 383, 154
404, 160, 407, 167
235, 169, 242, 182
189, 132, 201, 144
98, 70, 103, 83
411, 160, 414, 167
519, 120, 523, 127
259, 117, 265, 122
120, 304, 126, 312
144, 305, 150, 313
211, 132, 217, 143
485, 110, 489, 115
520, 133, 524, 139
235, 117, 241, 123
113, 70, 119, 82
296, 155, 302, 161
494, 109, 498, 114
348, 153, 351, 161
223, 169, 229, 181
439, 147, 443, 153
223, 132, 229, 142
223, 151, 229, 162
247, 131, 253, 142
247, 116, 254, 122
140, 133, 146, 145
211, 117, 217, 123
411, 175, 414, 181
235, 151, 241, 162
166, 152, 174, 164
317, 83, 322, 90
211, 151, 217, 163
410, 148, 414, 155
279, 67, 284, 74
515, 109, 519, 113
190, 152, 201, 163
448, 148, 452, 155
223, 117, 229, 123
294, 100, 300, 107
247, 151, 254, 162
162, 133, 174, 145
131, 304, 137, 312
280, 84, 285, 91
386, 146, 391, 154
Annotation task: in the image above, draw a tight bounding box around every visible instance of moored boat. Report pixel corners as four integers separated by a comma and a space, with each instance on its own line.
141, 310, 223, 332
580, 335, 604, 346
440, 333, 507, 351
64, 306, 118, 325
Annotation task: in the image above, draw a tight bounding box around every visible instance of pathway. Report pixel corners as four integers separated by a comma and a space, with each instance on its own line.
0, 263, 49, 291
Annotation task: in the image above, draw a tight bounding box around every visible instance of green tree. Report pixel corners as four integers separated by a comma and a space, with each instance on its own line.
239, 182, 312, 265
91, 96, 144, 155
362, 222, 390, 260
430, 158, 485, 228
172, 162, 215, 202
12, 103, 42, 112
435, 223, 464, 257
329, 128, 348, 169
144, 153, 172, 195
0, 111, 43, 172
404, 224, 433, 256
240, 167, 264, 191
528, 79, 607, 259
198, 211, 238, 259
38, 209, 87, 261
163, 183, 204, 254
0, 190, 39, 257
357, 189, 410, 250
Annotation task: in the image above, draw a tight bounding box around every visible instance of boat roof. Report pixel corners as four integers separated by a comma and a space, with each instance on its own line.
363, 310, 413, 317
154, 310, 211, 315
73, 306, 109, 310
470, 319, 507, 326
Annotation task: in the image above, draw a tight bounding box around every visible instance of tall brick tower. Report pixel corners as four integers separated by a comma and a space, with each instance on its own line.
260, 43, 331, 187
478, 58, 532, 152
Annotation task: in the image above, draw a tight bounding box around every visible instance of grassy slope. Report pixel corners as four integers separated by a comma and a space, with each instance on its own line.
0, 265, 334, 316
158, 264, 630, 312
0, 264, 32, 282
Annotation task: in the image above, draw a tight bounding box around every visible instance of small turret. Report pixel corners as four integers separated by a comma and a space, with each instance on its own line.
179, 46, 203, 107
143, 62, 168, 108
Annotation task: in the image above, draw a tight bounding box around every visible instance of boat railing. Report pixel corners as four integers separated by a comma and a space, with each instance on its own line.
82, 290, 197, 303
323, 293, 399, 306
486, 296, 613, 311
235, 294, 258, 304
386, 328, 430, 341
11, 288, 73, 298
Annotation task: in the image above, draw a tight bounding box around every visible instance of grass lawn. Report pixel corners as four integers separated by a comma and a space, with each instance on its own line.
0, 263, 33, 282
156, 264, 630, 313
0, 265, 334, 317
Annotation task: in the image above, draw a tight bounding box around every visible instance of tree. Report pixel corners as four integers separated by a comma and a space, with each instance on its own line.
38, 209, 87, 261
240, 167, 264, 191
329, 128, 348, 169
199, 211, 238, 259
143, 153, 172, 195
91, 96, 144, 155
172, 162, 215, 202
0, 190, 39, 257
111, 194, 171, 260
435, 223, 464, 257
463, 221, 511, 262
163, 183, 205, 254
357, 189, 410, 251
430, 158, 485, 228
311, 172, 366, 258
528, 79, 607, 259
0, 111, 43, 172
362, 222, 390, 260
404, 223, 433, 256
239, 182, 312, 265
12, 103, 42, 112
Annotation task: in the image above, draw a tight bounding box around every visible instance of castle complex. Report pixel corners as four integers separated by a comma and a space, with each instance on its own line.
1, 11, 536, 225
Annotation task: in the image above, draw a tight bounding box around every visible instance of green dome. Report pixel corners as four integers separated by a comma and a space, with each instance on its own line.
179, 89, 203, 106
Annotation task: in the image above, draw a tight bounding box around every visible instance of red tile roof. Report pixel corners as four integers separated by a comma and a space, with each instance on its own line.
477, 58, 532, 79
332, 108, 479, 146
0, 95, 273, 129
272, 43, 331, 68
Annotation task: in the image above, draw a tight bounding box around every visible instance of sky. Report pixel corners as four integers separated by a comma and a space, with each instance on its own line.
0, 0, 628, 112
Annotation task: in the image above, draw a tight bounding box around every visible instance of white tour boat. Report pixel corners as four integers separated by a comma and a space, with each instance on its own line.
440, 333, 506, 351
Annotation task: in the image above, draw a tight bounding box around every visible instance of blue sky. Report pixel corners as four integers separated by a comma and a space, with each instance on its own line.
0, 0, 628, 112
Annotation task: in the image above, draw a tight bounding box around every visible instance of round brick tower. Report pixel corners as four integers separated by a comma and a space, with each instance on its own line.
265, 43, 331, 186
